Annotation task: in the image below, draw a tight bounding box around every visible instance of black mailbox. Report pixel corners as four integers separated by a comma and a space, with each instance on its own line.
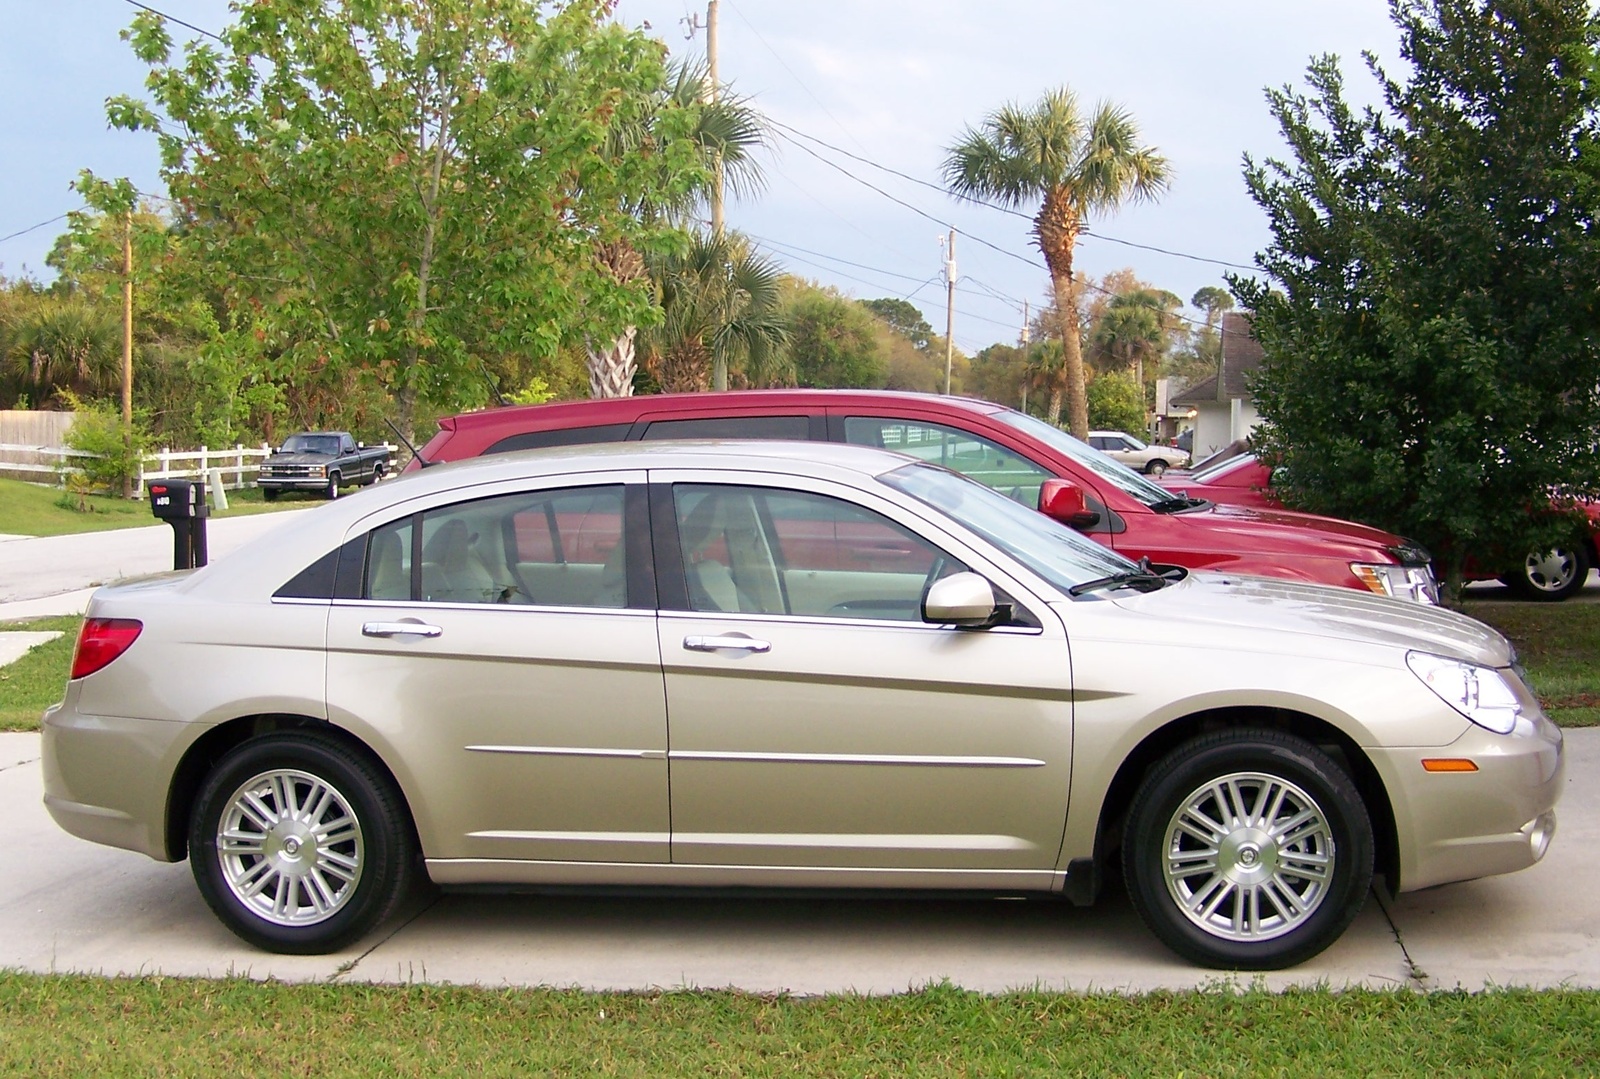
149, 479, 210, 568
149, 479, 203, 520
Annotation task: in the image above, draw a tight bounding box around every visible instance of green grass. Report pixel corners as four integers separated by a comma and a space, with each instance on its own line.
1463, 601, 1600, 727
0, 615, 79, 730
0, 476, 299, 538
0, 974, 1596, 1077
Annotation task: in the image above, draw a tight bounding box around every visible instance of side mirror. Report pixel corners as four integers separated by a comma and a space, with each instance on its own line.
923, 571, 1001, 627
1039, 479, 1100, 529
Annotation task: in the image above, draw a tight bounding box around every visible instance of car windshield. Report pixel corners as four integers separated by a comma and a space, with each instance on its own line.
1189, 454, 1257, 483
282, 435, 340, 455
880, 462, 1140, 595
994, 410, 1181, 508
1114, 433, 1148, 451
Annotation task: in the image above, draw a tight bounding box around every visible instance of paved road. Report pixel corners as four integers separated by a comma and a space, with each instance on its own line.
2, 727, 1596, 994
0, 510, 312, 619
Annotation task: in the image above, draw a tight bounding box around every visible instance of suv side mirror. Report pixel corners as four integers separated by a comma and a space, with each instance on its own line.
1038, 479, 1100, 529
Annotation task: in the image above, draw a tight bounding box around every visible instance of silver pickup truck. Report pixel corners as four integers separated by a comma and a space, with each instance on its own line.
256, 432, 390, 500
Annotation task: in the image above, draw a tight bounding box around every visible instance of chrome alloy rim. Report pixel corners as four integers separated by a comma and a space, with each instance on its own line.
217, 769, 365, 927
1162, 772, 1335, 942
1524, 549, 1578, 593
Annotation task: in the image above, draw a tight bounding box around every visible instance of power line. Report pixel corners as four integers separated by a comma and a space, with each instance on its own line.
774, 118, 1258, 273
720, 0, 872, 158
0, 214, 71, 246
121, 0, 223, 42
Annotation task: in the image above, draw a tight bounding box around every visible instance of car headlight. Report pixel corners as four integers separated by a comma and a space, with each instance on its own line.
309, 466, 325, 477
1351, 562, 1439, 604
1406, 651, 1522, 734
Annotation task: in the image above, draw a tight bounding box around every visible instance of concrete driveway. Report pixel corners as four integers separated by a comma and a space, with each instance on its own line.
2, 726, 1596, 994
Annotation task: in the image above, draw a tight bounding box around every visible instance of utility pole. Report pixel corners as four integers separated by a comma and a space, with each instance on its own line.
1019, 299, 1030, 411
707, 0, 723, 240
941, 230, 957, 395
121, 210, 135, 499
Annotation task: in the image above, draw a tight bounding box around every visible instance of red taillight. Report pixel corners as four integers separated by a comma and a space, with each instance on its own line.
70, 618, 143, 679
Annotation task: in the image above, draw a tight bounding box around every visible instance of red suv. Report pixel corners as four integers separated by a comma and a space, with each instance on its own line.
413, 390, 1440, 604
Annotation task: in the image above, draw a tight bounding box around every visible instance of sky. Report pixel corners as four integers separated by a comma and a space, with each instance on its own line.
0, 0, 1403, 355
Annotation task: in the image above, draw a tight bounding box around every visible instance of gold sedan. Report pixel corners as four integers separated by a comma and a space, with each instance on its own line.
41, 441, 1562, 969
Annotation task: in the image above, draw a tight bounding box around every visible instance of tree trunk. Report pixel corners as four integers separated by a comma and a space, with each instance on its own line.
1035, 191, 1088, 439
1047, 387, 1063, 425
655, 338, 711, 394
586, 328, 639, 398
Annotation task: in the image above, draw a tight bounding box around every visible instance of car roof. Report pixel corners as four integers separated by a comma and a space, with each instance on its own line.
436, 389, 1009, 434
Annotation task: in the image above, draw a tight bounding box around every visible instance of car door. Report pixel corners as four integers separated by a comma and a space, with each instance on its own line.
651, 471, 1075, 881
325, 474, 670, 868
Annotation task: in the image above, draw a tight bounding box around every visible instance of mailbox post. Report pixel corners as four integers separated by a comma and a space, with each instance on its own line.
148, 479, 211, 570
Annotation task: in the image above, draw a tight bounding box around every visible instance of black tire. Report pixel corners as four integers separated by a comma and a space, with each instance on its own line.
1145, 460, 1168, 477
326, 472, 341, 500
261, 487, 279, 502
1122, 728, 1373, 970
367, 463, 386, 486
1506, 543, 1590, 602
188, 731, 416, 954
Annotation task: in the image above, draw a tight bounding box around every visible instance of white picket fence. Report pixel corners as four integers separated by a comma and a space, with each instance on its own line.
0, 442, 397, 496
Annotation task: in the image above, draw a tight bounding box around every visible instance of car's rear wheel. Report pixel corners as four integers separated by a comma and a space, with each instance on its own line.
1507, 544, 1590, 601
1123, 729, 1373, 970
367, 463, 385, 486
1145, 460, 1168, 477
189, 732, 415, 954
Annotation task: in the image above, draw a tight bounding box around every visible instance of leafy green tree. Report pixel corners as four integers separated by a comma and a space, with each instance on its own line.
1086, 371, 1146, 434
860, 297, 934, 350
1089, 289, 1174, 394
3, 297, 121, 407
1236, 0, 1600, 594
966, 342, 1028, 409
943, 88, 1170, 439
780, 282, 886, 389
102, 0, 710, 441
640, 231, 786, 393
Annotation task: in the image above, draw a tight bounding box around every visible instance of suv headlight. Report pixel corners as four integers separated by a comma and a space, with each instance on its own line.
309, 466, 326, 477
1351, 562, 1439, 604
1406, 651, 1522, 734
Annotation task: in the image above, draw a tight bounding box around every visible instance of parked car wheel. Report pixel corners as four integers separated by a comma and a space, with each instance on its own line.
1145, 460, 1169, 477
261, 488, 279, 502
188, 732, 417, 954
367, 463, 386, 486
325, 472, 341, 500
1122, 729, 1373, 970
1507, 544, 1590, 602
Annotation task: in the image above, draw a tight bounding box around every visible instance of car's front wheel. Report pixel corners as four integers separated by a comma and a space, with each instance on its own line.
1507, 544, 1590, 602
189, 732, 416, 954
1123, 729, 1373, 970
260, 487, 279, 502
1145, 460, 1168, 477
325, 472, 341, 500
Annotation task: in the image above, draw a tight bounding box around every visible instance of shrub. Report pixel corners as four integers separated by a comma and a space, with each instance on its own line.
59, 390, 151, 495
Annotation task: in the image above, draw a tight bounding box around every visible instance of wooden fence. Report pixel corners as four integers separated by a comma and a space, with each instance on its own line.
0, 441, 397, 495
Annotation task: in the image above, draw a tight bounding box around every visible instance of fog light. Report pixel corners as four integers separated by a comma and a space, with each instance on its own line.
1523, 810, 1556, 862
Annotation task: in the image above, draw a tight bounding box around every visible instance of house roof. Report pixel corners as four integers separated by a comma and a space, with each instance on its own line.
1171, 311, 1263, 407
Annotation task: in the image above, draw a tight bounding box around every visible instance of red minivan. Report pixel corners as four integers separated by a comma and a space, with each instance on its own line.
412, 390, 1440, 604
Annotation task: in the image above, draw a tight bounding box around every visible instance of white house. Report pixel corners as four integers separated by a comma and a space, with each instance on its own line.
1170, 311, 1263, 459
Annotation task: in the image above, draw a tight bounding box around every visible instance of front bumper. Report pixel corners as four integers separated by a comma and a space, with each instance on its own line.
257, 477, 330, 491
1373, 711, 1564, 892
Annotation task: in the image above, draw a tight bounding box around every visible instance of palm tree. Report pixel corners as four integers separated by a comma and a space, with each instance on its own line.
1023, 339, 1069, 424
4, 297, 121, 406
943, 88, 1170, 438
587, 60, 770, 398
639, 231, 787, 394
1090, 289, 1177, 391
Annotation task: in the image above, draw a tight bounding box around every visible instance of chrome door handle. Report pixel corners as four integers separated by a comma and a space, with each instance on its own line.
684, 635, 771, 654
363, 621, 443, 638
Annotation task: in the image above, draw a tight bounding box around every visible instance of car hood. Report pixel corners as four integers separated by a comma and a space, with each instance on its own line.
1100, 570, 1511, 667
1179, 501, 1419, 560
265, 452, 333, 465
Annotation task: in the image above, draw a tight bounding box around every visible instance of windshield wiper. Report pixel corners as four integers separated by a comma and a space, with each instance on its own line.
1150, 493, 1207, 513
1068, 557, 1182, 596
